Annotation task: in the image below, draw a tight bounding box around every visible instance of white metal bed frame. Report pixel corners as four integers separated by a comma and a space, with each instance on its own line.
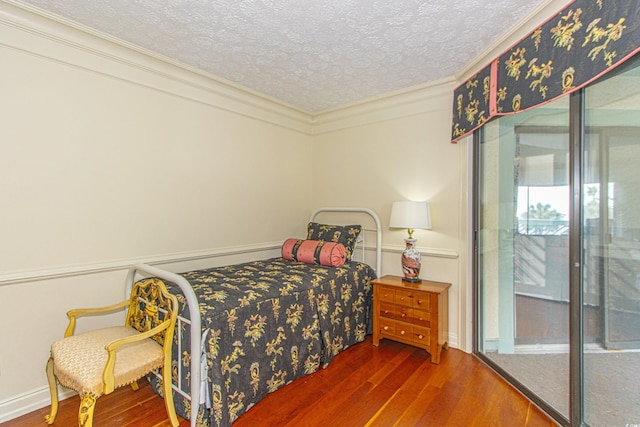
125, 207, 381, 427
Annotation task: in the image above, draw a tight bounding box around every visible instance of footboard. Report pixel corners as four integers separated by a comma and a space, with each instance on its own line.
125, 264, 201, 427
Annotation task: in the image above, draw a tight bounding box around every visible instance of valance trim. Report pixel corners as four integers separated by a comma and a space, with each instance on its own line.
451, 0, 640, 143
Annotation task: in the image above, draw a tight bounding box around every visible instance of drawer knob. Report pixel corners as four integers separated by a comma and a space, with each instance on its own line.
401, 313, 406, 318
418, 334, 424, 339
417, 299, 423, 305
384, 310, 389, 314
383, 326, 389, 331
400, 330, 406, 335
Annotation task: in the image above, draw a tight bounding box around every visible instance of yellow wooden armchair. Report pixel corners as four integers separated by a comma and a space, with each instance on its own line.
45, 278, 179, 427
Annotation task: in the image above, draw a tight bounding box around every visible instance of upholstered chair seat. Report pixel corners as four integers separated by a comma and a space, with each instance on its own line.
50, 326, 164, 397
45, 278, 179, 427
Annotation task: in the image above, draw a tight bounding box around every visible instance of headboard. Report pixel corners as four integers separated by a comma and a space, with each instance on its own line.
309, 207, 382, 277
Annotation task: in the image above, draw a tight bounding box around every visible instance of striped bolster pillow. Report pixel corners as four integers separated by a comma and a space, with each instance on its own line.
281, 239, 347, 267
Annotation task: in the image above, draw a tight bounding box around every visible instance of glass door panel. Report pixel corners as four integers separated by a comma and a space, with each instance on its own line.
583, 57, 640, 427
476, 53, 640, 425
478, 96, 570, 419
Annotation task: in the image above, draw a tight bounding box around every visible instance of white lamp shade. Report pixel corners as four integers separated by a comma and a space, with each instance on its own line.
389, 201, 432, 230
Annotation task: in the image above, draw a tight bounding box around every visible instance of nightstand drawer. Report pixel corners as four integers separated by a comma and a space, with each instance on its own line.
379, 318, 396, 335
413, 294, 431, 311
380, 302, 414, 322
412, 326, 431, 346
392, 321, 411, 339
395, 289, 413, 306
410, 309, 431, 327
378, 287, 395, 303
379, 302, 396, 319
379, 321, 422, 343
393, 289, 432, 310
379, 319, 412, 339
395, 305, 411, 321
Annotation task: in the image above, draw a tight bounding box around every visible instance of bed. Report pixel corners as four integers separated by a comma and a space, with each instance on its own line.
124, 208, 382, 427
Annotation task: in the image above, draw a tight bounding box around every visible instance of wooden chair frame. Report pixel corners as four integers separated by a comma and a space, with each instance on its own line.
45, 278, 179, 427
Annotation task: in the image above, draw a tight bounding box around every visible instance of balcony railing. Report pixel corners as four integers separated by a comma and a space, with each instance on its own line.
518, 219, 569, 236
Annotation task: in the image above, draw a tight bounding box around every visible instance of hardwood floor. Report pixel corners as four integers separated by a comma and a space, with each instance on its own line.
2, 337, 556, 427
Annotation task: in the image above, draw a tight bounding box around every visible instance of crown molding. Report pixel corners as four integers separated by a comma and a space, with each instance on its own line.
454, 0, 568, 83
1, 0, 314, 134
3, 0, 570, 137
2, 0, 460, 136
311, 78, 456, 135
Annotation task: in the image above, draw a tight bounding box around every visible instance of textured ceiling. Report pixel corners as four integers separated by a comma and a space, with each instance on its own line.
17, 0, 547, 113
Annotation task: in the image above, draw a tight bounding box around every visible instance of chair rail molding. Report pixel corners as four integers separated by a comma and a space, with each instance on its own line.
0, 242, 282, 286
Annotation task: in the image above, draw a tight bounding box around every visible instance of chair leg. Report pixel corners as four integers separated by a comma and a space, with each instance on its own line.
162, 364, 179, 427
44, 357, 59, 425
78, 394, 96, 427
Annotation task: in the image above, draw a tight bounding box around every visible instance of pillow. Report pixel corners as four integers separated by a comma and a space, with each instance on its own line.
306, 222, 361, 261
281, 239, 347, 267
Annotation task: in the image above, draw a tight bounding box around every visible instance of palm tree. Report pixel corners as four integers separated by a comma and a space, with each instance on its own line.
526, 202, 565, 220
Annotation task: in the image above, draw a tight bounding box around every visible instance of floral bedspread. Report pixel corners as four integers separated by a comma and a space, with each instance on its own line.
147, 257, 376, 426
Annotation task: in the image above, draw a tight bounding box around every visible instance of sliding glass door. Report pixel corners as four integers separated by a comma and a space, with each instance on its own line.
477, 96, 571, 419
582, 59, 640, 426
476, 54, 640, 425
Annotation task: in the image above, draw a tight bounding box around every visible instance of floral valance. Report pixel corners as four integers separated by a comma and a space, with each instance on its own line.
451, 0, 640, 143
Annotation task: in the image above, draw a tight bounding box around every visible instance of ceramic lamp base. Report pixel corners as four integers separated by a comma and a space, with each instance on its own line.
401, 238, 421, 282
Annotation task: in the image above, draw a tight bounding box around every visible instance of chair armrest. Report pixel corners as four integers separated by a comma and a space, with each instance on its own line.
105, 322, 171, 351
64, 300, 130, 337
102, 322, 172, 393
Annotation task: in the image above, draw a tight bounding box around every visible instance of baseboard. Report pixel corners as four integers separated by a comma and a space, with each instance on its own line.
514, 343, 569, 354
0, 386, 75, 423
483, 338, 499, 352
447, 332, 460, 350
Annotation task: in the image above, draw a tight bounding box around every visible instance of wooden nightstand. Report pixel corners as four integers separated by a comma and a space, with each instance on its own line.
372, 275, 451, 364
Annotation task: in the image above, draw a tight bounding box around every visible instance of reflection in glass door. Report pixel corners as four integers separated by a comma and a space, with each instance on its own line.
477, 97, 570, 420
582, 59, 640, 427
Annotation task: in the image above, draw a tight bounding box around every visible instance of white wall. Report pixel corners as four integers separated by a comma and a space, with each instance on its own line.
1, 4, 315, 274
0, 2, 313, 419
311, 83, 466, 348
0, 0, 570, 421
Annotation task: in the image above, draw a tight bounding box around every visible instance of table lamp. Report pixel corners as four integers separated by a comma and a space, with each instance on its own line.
389, 201, 432, 282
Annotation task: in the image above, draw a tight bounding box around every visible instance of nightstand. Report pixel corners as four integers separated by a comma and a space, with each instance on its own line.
372, 275, 451, 364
